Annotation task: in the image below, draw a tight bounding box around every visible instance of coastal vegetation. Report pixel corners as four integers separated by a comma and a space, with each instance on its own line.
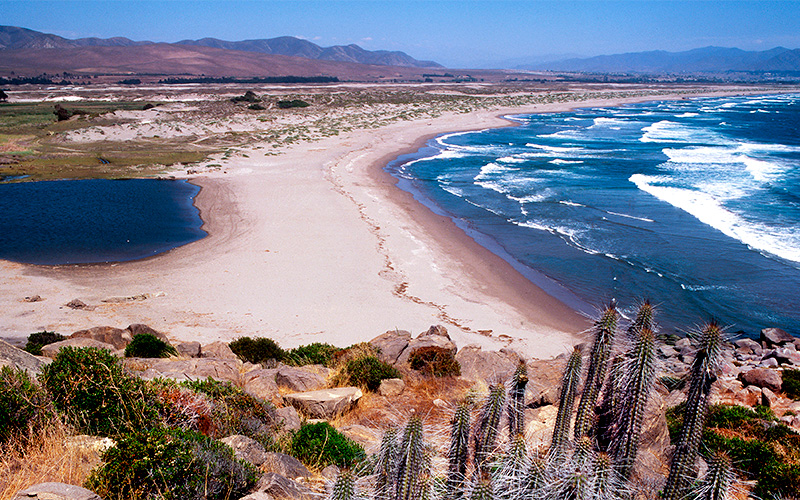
124, 333, 178, 358
22, 330, 64, 355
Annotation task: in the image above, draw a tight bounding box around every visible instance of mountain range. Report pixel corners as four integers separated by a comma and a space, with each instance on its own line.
0, 26, 441, 68
529, 46, 800, 74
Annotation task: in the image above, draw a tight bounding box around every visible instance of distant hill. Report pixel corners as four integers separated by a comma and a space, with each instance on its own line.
528, 46, 800, 74
0, 26, 441, 68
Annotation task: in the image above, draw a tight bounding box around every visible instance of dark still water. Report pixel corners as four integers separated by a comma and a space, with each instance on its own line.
389, 94, 800, 336
0, 179, 206, 264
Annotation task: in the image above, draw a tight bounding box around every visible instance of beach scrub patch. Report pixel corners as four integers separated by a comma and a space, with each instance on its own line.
408, 346, 461, 377
124, 333, 177, 358
329, 343, 400, 392
285, 342, 342, 367
229, 336, 285, 366
277, 99, 310, 109
23, 330, 65, 356
39, 346, 161, 437
290, 421, 365, 469
783, 369, 800, 400
0, 366, 55, 445
85, 427, 258, 500
231, 90, 261, 103
667, 402, 800, 499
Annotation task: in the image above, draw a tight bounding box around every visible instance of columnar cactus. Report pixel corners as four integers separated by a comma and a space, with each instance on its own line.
551, 345, 583, 456
574, 301, 619, 440
375, 428, 398, 500
507, 361, 529, 440
447, 402, 472, 500
495, 433, 527, 500
663, 321, 724, 500
396, 415, 431, 500
474, 384, 506, 474
330, 470, 361, 500
692, 451, 735, 500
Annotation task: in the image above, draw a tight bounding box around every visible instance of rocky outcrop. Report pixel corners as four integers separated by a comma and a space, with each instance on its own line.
740, 368, 783, 393
175, 341, 201, 358
455, 345, 520, 384
13, 483, 101, 500
254, 472, 313, 500
242, 369, 280, 401
283, 387, 363, 419
70, 326, 131, 349
201, 341, 238, 360
526, 358, 566, 407
221, 434, 270, 467
41, 338, 116, 358
138, 358, 242, 383
337, 424, 380, 450
126, 324, 169, 342
274, 406, 301, 431
369, 329, 411, 365
275, 365, 327, 392
261, 452, 310, 479
760, 327, 796, 347
396, 325, 456, 365
0, 339, 48, 376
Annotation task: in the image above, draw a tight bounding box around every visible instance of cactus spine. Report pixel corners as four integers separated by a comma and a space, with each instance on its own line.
330, 470, 360, 500
396, 415, 430, 500
551, 345, 583, 455
446, 402, 472, 500
663, 321, 723, 500
375, 428, 398, 500
507, 361, 529, 440
693, 451, 735, 500
574, 301, 618, 440
474, 384, 506, 474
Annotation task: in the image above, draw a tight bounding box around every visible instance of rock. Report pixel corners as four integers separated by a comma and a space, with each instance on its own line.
275, 366, 327, 392
321, 465, 340, 480
13, 483, 101, 500
396, 327, 457, 366
23, 295, 43, 302
337, 424, 380, 450
740, 368, 782, 393
761, 328, 796, 346
139, 358, 242, 383
70, 326, 132, 350
261, 452, 310, 479
761, 387, 779, 408
734, 385, 763, 407
760, 357, 779, 368
0, 339, 48, 377
283, 387, 363, 419
735, 338, 762, 351
255, 472, 313, 500
175, 341, 201, 358
275, 406, 302, 431
126, 324, 169, 342
243, 369, 280, 401
713, 378, 744, 405
239, 493, 274, 500
526, 358, 567, 407
202, 341, 238, 359
524, 405, 557, 447
369, 330, 411, 365
419, 324, 451, 340
378, 378, 405, 397
455, 345, 520, 384
769, 347, 800, 365
65, 299, 90, 310
635, 387, 671, 478
675, 338, 692, 349
41, 338, 116, 358
658, 345, 678, 358
221, 434, 270, 466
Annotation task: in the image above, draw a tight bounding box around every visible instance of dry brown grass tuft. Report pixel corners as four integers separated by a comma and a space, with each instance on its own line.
0, 422, 101, 500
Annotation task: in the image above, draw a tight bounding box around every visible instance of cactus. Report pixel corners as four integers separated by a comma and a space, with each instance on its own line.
446, 402, 472, 500
609, 321, 658, 479
474, 384, 506, 474
375, 428, 398, 500
494, 434, 527, 500
469, 477, 494, 500
396, 415, 431, 500
507, 361, 529, 440
574, 301, 619, 440
330, 470, 362, 500
551, 345, 583, 456
594, 354, 623, 452
663, 321, 724, 500
692, 451, 735, 500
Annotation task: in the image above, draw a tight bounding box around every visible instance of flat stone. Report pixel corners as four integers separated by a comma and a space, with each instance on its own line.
283, 387, 363, 419
369, 330, 411, 365
275, 365, 327, 392
175, 341, 201, 358
139, 358, 242, 383
0, 339, 48, 377
70, 326, 132, 350
761, 328, 796, 346
658, 345, 678, 357
378, 378, 405, 397
675, 338, 692, 349
239, 493, 275, 500
261, 452, 310, 479
41, 338, 116, 358
202, 341, 238, 359
14, 482, 101, 500
455, 345, 519, 384
221, 434, 270, 466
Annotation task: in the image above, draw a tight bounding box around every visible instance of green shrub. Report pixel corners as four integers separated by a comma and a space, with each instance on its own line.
277, 99, 310, 109
85, 427, 258, 500
0, 366, 55, 444
229, 336, 285, 365
24, 330, 65, 355
290, 422, 365, 469
783, 369, 800, 400
340, 355, 400, 391
231, 90, 260, 103
124, 333, 177, 358
248, 103, 265, 110
409, 346, 461, 377
40, 347, 160, 436
285, 342, 342, 367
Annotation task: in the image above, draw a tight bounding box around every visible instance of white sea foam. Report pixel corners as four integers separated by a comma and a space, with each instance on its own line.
630, 174, 800, 263
509, 192, 553, 204
525, 143, 585, 154
605, 211, 654, 223
676, 113, 699, 117
549, 159, 584, 165
559, 200, 585, 207
441, 185, 466, 198
497, 156, 527, 164
475, 162, 516, 181
588, 117, 628, 129
536, 130, 582, 139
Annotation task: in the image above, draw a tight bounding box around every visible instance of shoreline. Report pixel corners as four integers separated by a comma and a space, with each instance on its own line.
0, 87, 786, 358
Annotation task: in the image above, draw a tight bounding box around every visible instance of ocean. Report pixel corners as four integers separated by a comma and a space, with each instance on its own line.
0, 178, 206, 265
388, 93, 800, 336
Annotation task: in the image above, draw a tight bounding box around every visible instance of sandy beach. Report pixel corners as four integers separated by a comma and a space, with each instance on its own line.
0, 86, 773, 358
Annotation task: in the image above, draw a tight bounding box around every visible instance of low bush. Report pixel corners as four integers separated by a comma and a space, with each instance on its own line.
23, 330, 65, 355
231, 91, 260, 103
0, 366, 55, 444
277, 99, 310, 109
340, 355, 400, 391
290, 421, 365, 469
40, 347, 161, 436
409, 346, 461, 377
285, 342, 342, 367
229, 336, 285, 365
783, 369, 800, 400
124, 333, 177, 358
85, 427, 258, 500
248, 103, 265, 110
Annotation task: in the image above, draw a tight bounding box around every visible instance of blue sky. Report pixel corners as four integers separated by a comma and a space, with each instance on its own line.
3, 1, 799, 68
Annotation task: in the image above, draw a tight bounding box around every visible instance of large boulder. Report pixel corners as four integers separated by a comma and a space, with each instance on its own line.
254, 473, 313, 500
70, 326, 131, 350
41, 338, 116, 358
396, 325, 457, 365
455, 345, 520, 384
202, 341, 238, 360
175, 341, 201, 358
126, 324, 169, 342
0, 339, 48, 377
369, 330, 411, 365
13, 483, 101, 500
283, 387, 363, 419
138, 358, 242, 384
526, 357, 568, 407
275, 366, 327, 392
761, 328, 796, 347
221, 434, 270, 467
242, 369, 280, 401
739, 368, 782, 393
261, 452, 310, 479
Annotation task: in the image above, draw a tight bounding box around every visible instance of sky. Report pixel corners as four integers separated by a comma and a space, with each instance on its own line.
2, 0, 800, 68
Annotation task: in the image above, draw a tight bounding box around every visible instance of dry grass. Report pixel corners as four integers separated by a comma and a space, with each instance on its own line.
0, 422, 102, 500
